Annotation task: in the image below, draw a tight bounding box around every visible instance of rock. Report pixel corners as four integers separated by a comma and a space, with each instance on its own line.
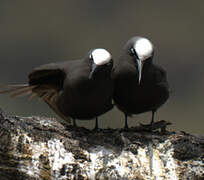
0, 109, 203, 180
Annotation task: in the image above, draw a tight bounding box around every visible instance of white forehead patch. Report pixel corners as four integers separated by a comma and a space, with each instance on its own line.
91, 48, 112, 65
133, 38, 153, 61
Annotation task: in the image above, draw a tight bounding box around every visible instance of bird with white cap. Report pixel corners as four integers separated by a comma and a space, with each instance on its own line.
113, 36, 169, 129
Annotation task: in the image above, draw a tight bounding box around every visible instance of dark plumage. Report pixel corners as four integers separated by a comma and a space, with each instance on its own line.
113, 37, 169, 129
0, 48, 114, 129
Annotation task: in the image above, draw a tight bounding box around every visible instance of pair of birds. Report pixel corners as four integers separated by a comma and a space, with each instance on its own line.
0, 36, 169, 129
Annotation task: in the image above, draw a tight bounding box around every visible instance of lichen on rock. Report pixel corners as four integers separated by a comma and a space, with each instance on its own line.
0, 109, 203, 180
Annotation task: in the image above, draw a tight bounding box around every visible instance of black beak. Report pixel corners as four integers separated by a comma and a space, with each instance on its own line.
131, 48, 143, 85
89, 63, 98, 79
136, 58, 143, 85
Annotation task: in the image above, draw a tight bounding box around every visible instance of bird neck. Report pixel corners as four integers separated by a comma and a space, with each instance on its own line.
143, 57, 153, 67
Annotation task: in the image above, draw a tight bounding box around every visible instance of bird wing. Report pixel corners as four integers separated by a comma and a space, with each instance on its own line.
0, 63, 71, 123
29, 63, 71, 123
36, 85, 71, 124
155, 65, 169, 88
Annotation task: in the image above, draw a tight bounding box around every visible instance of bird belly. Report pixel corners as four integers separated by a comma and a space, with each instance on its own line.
57, 82, 113, 120
114, 83, 168, 115
66, 95, 113, 120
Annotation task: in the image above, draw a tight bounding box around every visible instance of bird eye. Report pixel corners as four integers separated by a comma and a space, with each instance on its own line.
89, 54, 93, 60
129, 48, 136, 56
89, 54, 94, 64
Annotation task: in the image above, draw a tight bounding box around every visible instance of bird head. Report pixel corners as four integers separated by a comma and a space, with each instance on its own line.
88, 48, 113, 79
126, 36, 154, 84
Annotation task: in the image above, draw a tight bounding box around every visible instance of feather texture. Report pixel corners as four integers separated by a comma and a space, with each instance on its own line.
0, 83, 71, 123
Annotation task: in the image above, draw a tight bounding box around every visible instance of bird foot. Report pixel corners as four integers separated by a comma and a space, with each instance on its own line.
140, 120, 172, 133
119, 126, 131, 132
93, 127, 103, 132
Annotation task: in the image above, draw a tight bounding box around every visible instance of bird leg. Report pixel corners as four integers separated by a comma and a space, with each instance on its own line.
72, 118, 77, 127
149, 110, 156, 177
124, 113, 129, 129
150, 110, 156, 131
94, 117, 99, 130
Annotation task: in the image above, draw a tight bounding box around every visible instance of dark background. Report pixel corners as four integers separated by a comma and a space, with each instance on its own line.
0, 1, 203, 134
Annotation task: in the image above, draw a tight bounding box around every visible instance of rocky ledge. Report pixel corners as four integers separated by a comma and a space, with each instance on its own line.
0, 109, 203, 180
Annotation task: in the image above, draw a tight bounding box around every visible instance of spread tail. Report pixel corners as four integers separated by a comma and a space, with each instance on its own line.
0, 84, 71, 123
0, 84, 37, 98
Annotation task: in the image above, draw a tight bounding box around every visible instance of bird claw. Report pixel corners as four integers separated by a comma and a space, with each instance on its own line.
93, 127, 103, 132
140, 120, 172, 133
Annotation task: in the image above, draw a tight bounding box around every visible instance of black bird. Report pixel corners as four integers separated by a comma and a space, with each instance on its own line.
0, 48, 114, 129
113, 37, 169, 129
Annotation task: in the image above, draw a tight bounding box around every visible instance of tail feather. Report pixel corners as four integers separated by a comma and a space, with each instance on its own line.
0, 83, 71, 123
0, 85, 26, 94
50, 92, 57, 102
0, 84, 37, 98
28, 92, 38, 100
38, 90, 57, 102
0, 84, 28, 88
40, 92, 51, 100
10, 85, 36, 97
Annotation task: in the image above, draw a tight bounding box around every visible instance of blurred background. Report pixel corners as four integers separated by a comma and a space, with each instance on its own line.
0, 0, 203, 134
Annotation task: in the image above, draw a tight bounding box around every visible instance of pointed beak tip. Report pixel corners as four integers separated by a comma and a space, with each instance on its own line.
88, 73, 93, 79
89, 63, 97, 79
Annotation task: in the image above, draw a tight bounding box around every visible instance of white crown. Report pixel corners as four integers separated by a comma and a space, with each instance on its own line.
91, 48, 112, 65
133, 38, 153, 61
